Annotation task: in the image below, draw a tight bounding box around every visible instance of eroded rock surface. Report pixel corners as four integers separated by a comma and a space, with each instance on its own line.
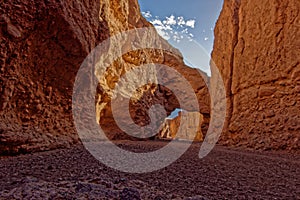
0, 0, 105, 154
0, 0, 210, 154
159, 111, 203, 142
211, 0, 300, 151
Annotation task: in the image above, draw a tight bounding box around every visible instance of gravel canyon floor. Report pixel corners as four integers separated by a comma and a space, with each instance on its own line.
0, 141, 299, 199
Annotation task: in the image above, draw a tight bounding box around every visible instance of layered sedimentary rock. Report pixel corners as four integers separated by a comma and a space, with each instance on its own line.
211, 0, 300, 150
0, 0, 210, 154
159, 111, 203, 142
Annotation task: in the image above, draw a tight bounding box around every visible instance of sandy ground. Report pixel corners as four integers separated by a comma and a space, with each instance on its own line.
0, 141, 299, 199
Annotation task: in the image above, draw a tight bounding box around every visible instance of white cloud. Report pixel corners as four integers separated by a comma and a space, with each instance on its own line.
145, 11, 197, 43
181, 29, 188, 34
151, 19, 163, 26
177, 16, 186, 26
186, 20, 195, 28
142, 11, 152, 18
163, 15, 177, 25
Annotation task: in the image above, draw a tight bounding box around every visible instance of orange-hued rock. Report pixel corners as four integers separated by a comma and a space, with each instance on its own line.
159, 111, 203, 142
211, 0, 300, 151
0, 0, 210, 154
0, 0, 105, 154
95, 0, 210, 140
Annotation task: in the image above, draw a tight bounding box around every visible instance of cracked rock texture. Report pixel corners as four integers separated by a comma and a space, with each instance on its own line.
159, 111, 204, 142
211, 0, 300, 151
95, 0, 210, 140
0, 0, 210, 154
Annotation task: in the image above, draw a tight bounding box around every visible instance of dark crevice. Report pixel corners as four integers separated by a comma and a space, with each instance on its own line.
226, 0, 241, 132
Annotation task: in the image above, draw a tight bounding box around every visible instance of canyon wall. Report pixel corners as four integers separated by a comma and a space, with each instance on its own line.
0, 0, 210, 154
159, 111, 203, 142
0, 0, 104, 154
212, 0, 300, 151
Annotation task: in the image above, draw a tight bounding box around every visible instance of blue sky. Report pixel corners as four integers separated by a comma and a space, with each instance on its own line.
138, 0, 223, 76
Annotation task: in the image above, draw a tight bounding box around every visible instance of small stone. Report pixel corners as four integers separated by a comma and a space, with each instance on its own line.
26, 40, 32, 46
36, 104, 42, 111
47, 165, 53, 170
119, 188, 141, 200
7, 23, 22, 38
120, 177, 127, 182
75, 182, 92, 193
154, 196, 165, 200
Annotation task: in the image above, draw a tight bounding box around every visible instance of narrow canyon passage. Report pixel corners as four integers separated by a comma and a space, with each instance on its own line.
0, 0, 299, 199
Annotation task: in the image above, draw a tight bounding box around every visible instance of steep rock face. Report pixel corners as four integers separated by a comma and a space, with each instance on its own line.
159, 111, 203, 142
95, 0, 210, 140
0, 0, 105, 154
0, 0, 210, 154
212, 0, 300, 150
